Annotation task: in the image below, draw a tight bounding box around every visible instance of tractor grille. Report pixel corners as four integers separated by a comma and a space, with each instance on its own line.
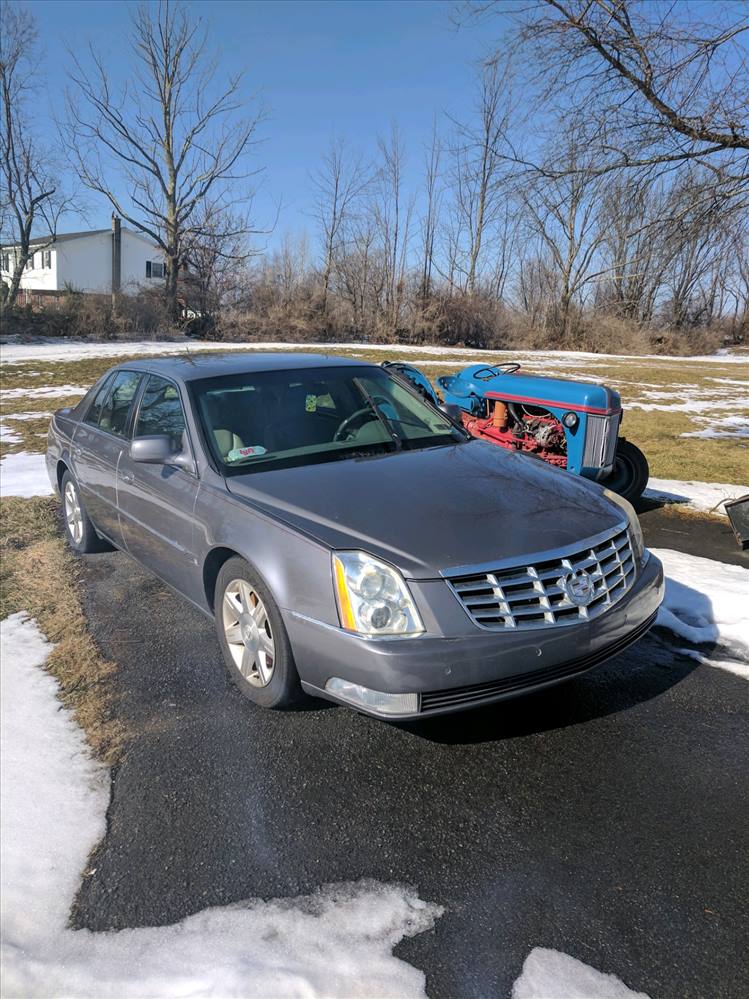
446, 524, 635, 631
582, 414, 620, 469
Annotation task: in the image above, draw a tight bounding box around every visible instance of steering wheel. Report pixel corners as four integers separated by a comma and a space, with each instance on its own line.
334, 406, 379, 441
473, 363, 521, 380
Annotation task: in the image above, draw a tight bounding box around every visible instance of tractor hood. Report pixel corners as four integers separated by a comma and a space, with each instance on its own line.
225, 439, 626, 579
438, 364, 621, 415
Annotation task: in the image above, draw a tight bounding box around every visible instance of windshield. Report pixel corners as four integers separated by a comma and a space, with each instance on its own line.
191, 364, 466, 474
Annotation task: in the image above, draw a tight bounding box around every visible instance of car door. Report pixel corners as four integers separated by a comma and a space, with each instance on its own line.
117, 373, 202, 601
71, 370, 142, 545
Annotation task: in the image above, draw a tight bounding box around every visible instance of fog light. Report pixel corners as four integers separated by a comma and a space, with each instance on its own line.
325, 677, 419, 715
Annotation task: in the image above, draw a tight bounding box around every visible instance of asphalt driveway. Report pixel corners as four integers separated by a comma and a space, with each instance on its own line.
72, 509, 749, 999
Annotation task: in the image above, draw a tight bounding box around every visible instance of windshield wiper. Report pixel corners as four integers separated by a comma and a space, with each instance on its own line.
353, 378, 403, 451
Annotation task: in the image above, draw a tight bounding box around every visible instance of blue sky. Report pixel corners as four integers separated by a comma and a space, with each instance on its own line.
31, 0, 500, 250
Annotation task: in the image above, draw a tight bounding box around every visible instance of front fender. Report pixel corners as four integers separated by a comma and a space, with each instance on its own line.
193, 476, 338, 627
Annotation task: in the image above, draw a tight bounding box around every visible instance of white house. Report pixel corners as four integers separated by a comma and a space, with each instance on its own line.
1, 218, 166, 301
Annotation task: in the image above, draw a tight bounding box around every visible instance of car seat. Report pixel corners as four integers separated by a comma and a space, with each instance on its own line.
203, 394, 245, 459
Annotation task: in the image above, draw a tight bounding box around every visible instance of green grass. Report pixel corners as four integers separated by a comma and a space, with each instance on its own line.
1, 342, 747, 483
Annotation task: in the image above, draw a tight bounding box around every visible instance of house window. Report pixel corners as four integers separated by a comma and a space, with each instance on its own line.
1, 253, 10, 272
43, 249, 52, 268
146, 260, 165, 279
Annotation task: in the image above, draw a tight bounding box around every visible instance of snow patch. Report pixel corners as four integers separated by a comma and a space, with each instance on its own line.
630, 396, 749, 413
0, 450, 53, 497
0, 613, 443, 998
0, 384, 88, 400
644, 478, 748, 515
674, 647, 749, 680
680, 415, 749, 440
1, 409, 53, 420
653, 548, 749, 664
2, 338, 747, 366
0, 421, 21, 444
512, 947, 649, 999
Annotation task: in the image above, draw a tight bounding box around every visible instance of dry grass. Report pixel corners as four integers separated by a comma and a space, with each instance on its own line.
0, 496, 125, 763
1, 342, 747, 482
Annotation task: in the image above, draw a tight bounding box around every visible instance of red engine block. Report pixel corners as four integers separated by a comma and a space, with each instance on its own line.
461, 412, 568, 468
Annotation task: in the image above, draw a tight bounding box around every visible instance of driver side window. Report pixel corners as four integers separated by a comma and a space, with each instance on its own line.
134, 375, 187, 448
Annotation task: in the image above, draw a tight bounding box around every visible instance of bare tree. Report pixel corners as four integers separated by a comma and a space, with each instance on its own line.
470, 1, 749, 190
447, 61, 513, 294
517, 129, 606, 339
418, 118, 443, 304
1, 2, 72, 310
182, 201, 254, 319
370, 124, 413, 336
310, 138, 369, 315
66, 0, 262, 320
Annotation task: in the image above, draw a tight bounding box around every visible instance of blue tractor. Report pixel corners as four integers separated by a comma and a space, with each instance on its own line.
384, 361, 650, 504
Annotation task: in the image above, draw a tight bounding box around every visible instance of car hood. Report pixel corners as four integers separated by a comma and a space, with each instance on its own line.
225, 440, 626, 579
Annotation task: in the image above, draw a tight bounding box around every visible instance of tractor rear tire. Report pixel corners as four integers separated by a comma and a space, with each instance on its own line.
601, 438, 650, 506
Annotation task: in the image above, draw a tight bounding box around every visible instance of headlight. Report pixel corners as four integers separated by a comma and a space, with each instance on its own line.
332, 551, 425, 636
603, 488, 648, 566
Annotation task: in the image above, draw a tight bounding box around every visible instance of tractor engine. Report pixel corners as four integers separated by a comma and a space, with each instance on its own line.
461, 400, 568, 468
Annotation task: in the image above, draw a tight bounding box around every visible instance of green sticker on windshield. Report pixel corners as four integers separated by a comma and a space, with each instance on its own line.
305, 394, 317, 412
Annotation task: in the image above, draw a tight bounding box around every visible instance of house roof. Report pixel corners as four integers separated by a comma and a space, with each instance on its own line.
27, 229, 110, 245
18, 227, 160, 248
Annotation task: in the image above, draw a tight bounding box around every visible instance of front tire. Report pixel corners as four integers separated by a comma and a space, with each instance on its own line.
214, 556, 303, 710
60, 470, 101, 554
600, 438, 650, 505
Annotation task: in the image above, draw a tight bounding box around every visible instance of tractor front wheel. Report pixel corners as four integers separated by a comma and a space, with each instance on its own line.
600, 438, 650, 506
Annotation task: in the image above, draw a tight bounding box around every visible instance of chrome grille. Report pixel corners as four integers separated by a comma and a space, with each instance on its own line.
447, 524, 635, 631
583, 414, 620, 469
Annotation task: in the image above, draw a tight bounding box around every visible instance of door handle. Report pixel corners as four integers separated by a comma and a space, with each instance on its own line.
121, 471, 134, 484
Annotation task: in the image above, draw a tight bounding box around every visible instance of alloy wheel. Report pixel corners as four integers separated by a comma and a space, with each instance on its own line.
222, 579, 275, 687
64, 481, 84, 544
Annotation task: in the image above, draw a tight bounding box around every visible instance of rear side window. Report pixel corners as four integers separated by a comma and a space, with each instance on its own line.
97, 371, 142, 437
83, 374, 115, 427
134, 375, 187, 448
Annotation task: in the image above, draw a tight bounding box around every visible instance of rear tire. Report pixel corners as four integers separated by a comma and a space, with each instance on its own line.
214, 556, 304, 710
600, 438, 649, 505
60, 470, 101, 554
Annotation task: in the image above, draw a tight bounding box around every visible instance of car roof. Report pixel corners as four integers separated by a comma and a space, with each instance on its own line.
117, 351, 371, 382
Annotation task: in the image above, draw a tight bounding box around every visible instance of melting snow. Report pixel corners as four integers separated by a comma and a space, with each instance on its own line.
653, 549, 749, 668
644, 478, 748, 515
681, 415, 749, 440
0, 384, 88, 400
1, 338, 747, 366
630, 396, 749, 413
0, 422, 22, 444
0, 612, 443, 998
512, 947, 649, 999
0, 451, 53, 497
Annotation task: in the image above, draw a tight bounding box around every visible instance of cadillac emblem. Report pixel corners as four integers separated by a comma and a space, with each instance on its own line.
558, 568, 595, 607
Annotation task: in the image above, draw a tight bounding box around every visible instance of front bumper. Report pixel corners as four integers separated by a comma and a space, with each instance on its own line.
288, 553, 664, 718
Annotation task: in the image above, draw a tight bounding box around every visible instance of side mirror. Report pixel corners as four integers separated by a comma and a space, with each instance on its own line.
130, 435, 193, 471
439, 402, 463, 421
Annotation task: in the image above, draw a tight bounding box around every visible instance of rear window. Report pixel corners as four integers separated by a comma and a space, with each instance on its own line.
92, 371, 142, 438
83, 374, 115, 427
